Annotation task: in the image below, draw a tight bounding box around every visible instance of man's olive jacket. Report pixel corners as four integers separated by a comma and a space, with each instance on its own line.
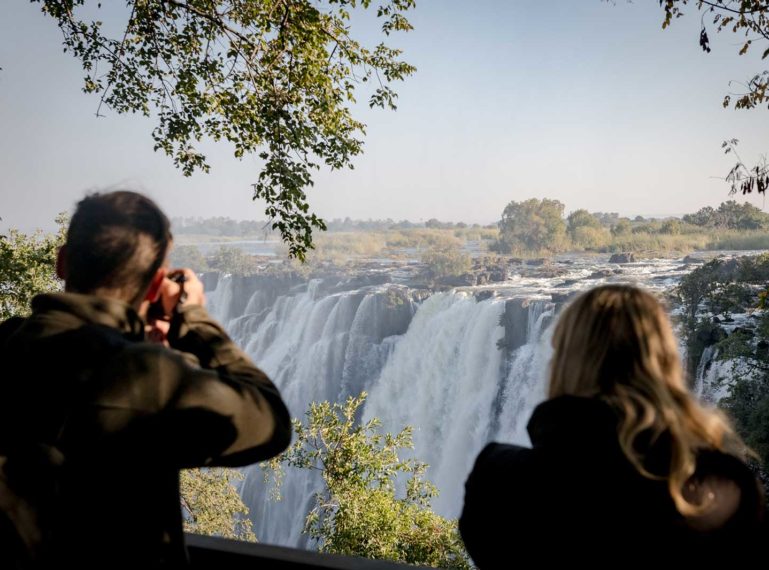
0, 293, 291, 567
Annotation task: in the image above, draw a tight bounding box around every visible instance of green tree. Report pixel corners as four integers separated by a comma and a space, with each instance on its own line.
208, 246, 260, 275
683, 206, 717, 227
268, 394, 471, 569
677, 257, 726, 320
591, 211, 620, 227
566, 209, 608, 248
421, 245, 471, 280
0, 215, 67, 319
566, 210, 601, 236
181, 468, 256, 541
660, 218, 683, 235
169, 244, 209, 273
611, 218, 632, 237
495, 198, 567, 254
34, 0, 417, 260
572, 226, 610, 249
716, 200, 769, 230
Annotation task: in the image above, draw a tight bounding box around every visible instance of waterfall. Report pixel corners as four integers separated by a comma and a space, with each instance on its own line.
209, 276, 416, 546
694, 346, 718, 399
693, 345, 753, 405
494, 301, 555, 448
199, 259, 722, 547
208, 276, 558, 538
363, 294, 555, 518
362, 293, 505, 517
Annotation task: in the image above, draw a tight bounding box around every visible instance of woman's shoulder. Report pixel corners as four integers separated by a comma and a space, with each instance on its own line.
688, 449, 766, 532
466, 442, 542, 483
462, 442, 542, 506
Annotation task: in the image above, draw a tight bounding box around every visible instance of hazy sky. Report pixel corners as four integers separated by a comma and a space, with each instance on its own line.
1, 1, 768, 232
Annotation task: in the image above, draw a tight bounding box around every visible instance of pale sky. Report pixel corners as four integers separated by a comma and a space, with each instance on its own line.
1, 1, 768, 232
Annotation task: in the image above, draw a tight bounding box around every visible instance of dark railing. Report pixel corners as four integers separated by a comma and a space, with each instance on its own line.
186, 533, 433, 570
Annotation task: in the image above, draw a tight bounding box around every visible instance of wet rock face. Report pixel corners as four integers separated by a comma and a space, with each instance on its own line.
475, 290, 496, 302
437, 273, 477, 287
214, 273, 305, 319
732, 326, 756, 339
696, 323, 728, 347
200, 271, 220, 291
499, 298, 531, 352
551, 291, 577, 305
431, 258, 511, 288
609, 252, 635, 264
368, 288, 415, 340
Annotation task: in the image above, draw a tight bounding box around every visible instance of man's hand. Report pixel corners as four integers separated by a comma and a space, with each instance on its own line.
158, 268, 206, 316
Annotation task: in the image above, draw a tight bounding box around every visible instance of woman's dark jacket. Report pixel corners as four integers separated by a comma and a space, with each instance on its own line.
459, 396, 765, 567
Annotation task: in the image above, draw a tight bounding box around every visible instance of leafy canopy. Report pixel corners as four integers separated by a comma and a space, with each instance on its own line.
659, 1, 769, 197
208, 245, 261, 275
661, 0, 769, 112
35, 0, 416, 260
181, 468, 256, 541
495, 198, 567, 254
267, 393, 471, 568
0, 214, 67, 320
421, 241, 472, 280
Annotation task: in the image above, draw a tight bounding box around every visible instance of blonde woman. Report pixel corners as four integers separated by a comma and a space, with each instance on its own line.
459, 285, 764, 567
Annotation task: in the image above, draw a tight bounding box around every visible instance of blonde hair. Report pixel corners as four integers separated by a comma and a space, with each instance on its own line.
549, 285, 743, 516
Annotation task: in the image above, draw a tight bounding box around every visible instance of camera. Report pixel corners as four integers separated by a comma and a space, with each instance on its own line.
146, 272, 187, 323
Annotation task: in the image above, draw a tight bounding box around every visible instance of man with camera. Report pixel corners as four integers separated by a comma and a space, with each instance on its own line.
0, 191, 291, 566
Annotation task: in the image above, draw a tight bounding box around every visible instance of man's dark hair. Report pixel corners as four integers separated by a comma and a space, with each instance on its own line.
65, 191, 171, 302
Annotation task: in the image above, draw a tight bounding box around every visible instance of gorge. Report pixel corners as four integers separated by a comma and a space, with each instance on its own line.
205, 254, 743, 547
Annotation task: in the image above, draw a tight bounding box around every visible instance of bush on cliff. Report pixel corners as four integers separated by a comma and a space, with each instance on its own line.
265, 394, 471, 569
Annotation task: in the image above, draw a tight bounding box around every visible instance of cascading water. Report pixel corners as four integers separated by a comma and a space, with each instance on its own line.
494, 301, 555, 448
208, 276, 557, 542
205, 256, 698, 547
694, 346, 719, 400
363, 294, 555, 518
692, 345, 756, 405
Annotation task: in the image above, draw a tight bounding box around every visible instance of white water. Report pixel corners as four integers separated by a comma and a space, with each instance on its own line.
494, 303, 555, 447
694, 346, 762, 405
208, 276, 557, 543
365, 294, 505, 517
206, 256, 720, 547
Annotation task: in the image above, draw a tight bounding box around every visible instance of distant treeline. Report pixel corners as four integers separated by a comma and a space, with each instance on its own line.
492, 199, 769, 256
172, 200, 769, 263
171, 217, 275, 237
325, 218, 493, 231
174, 201, 769, 240
171, 216, 493, 236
